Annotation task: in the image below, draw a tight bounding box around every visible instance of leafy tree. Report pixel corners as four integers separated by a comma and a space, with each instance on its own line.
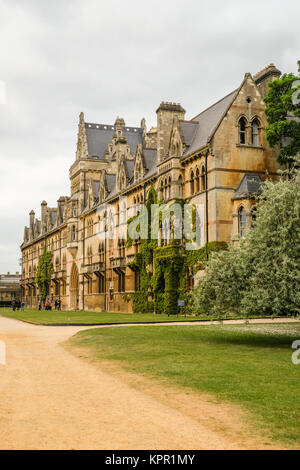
264, 60, 300, 165
35, 247, 53, 302
191, 161, 300, 317
189, 245, 247, 317
240, 162, 300, 317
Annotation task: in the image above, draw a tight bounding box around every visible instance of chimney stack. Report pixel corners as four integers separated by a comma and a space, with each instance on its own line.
156, 102, 185, 163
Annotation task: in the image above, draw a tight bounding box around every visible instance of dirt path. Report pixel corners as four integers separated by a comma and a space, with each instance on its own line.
0, 316, 284, 450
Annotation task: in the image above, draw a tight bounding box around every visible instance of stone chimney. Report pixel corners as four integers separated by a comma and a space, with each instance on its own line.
254, 64, 281, 98
29, 210, 35, 240
156, 102, 185, 163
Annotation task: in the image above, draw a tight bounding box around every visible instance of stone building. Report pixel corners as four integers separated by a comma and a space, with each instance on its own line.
21, 64, 282, 312
0, 272, 21, 306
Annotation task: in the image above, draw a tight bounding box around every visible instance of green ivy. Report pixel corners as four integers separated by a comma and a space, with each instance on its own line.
125, 186, 228, 314
35, 246, 53, 301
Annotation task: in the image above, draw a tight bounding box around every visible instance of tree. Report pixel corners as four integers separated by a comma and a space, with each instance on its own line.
191, 161, 300, 317
36, 247, 53, 302
240, 162, 300, 317
264, 60, 300, 165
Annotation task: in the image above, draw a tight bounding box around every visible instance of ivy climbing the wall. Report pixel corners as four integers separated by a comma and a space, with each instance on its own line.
126, 186, 227, 314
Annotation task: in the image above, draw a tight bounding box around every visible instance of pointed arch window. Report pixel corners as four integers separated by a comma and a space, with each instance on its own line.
71, 225, 77, 242
251, 118, 260, 146
164, 177, 168, 200
200, 166, 206, 191
167, 177, 171, 200
238, 206, 247, 238
159, 180, 164, 201
239, 117, 247, 145
195, 168, 200, 193
178, 175, 183, 198
190, 170, 195, 195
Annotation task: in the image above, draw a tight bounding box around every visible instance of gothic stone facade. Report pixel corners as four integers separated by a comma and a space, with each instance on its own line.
21, 64, 281, 312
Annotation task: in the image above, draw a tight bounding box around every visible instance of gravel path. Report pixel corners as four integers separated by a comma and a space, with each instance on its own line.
0, 316, 287, 450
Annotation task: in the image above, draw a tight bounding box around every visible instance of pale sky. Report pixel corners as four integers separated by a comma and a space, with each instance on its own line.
0, 0, 299, 273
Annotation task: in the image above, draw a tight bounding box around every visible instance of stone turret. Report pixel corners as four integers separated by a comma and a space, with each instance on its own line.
156, 102, 186, 163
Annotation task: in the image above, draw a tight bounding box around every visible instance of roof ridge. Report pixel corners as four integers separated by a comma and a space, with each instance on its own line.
85, 122, 142, 132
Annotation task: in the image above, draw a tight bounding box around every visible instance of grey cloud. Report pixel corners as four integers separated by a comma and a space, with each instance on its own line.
0, 0, 299, 272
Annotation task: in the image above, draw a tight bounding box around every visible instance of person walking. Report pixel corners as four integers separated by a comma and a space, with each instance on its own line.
38, 299, 42, 311
45, 299, 49, 311
58, 299, 61, 311
21, 300, 25, 311
12, 299, 16, 311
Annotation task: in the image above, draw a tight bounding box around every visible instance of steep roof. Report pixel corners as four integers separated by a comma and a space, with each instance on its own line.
232, 174, 263, 200
125, 160, 135, 181
179, 121, 198, 147
85, 123, 143, 158
186, 90, 237, 155
143, 149, 157, 172
106, 174, 116, 194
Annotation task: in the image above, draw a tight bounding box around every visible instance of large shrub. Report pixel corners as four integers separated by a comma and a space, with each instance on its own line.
191, 163, 300, 317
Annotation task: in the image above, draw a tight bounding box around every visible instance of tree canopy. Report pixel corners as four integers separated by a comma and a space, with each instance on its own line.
190, 160, 300, 317
264, 60, 300, 165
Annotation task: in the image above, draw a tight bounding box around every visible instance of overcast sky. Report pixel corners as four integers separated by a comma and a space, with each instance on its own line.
0, 0, 299, 273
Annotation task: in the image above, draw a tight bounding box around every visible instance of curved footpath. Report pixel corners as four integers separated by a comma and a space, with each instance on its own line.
0, 316, 293, 450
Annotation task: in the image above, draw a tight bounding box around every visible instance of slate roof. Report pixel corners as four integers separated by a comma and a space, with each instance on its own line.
185, 90, 237, 155
106, 174, 116, 194
232, 174, 263, 200
143, 149, 156, 168
125, 160, 135, 181
179, 121, 198, 147
49, 210, 57, 227
85, 123, 143, 158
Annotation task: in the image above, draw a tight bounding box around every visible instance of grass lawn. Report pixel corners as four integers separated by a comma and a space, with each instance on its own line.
68, 323, 300, 447
0, 308, 204, 325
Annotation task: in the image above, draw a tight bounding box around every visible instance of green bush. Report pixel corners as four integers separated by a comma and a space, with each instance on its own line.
191, 162, 300, 317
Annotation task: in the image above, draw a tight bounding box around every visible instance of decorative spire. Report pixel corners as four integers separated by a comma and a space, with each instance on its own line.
76, 111, 88, 160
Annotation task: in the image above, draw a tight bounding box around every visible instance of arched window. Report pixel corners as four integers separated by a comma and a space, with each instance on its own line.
200, 166, 206, 191
167, 177, 171, 199
195, 168, 200, 193
251, 207, 257, 227
178, 175, 183, 198
239, 117, 247, 145
159, 180, 164, 201
251, 118, 260, 146
190, 170, 195, 195
238, 207, 247, 238
71, 225, 76, 241
164, 178, 168, 200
